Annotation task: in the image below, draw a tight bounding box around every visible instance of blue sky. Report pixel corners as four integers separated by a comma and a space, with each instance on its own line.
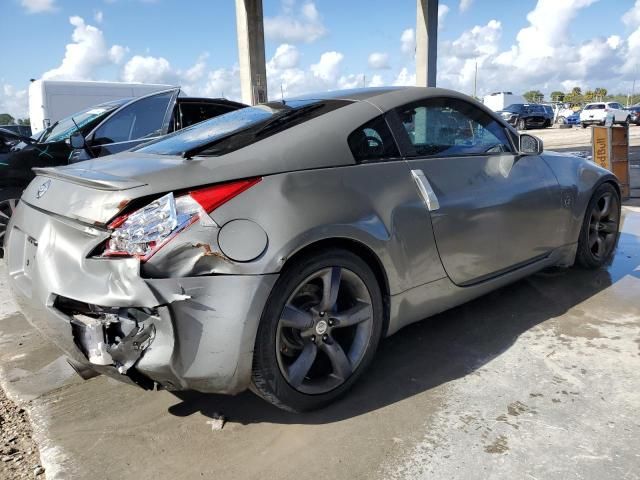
1, 0, 639, 117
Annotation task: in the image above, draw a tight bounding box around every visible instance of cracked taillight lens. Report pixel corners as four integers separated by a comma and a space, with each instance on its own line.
100, 178, 260, 261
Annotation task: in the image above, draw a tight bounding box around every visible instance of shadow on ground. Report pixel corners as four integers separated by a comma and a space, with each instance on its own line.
168, 232, 640, 425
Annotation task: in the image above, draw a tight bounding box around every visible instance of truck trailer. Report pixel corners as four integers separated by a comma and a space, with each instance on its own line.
28, 80, 177, 134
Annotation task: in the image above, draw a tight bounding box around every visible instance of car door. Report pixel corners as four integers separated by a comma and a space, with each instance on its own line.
388, 96, 564, 286
84, 89, 179, 158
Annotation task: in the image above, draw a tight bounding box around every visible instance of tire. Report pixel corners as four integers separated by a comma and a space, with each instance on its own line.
251, 248, 384, 412
0, 188, 22, 259
575, 183, 621, 269
517, 119, 526, 131
581, 122, 588, 129
558, 116, 567, 125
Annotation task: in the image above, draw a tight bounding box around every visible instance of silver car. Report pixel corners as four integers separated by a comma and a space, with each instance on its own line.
4, 87, 621, 412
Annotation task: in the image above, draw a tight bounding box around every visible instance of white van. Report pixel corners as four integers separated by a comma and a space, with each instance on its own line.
28, 80, 177, 134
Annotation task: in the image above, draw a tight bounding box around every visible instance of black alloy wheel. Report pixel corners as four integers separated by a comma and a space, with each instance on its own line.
252, 249, 383, 412
576, 183, 621, 268
0, 196, 19, 258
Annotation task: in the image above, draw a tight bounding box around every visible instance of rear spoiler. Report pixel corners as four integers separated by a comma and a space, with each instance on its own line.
32, 167, 147, 191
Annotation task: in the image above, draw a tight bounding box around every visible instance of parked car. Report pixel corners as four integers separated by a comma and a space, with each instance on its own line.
496, 103, 549, 130
556, 108, 581, 125
580, 102, 631, 128
540, 104, 554, 126
627, 105, 640, 126
4, 87, 620, 412
0, 89, 245, 256
0, 125, 32, 138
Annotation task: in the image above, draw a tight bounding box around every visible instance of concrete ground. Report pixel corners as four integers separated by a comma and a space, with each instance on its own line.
1, 130, 639, 480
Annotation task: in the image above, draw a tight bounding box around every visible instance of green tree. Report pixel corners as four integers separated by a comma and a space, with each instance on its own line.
0, 113, 15, 125
584, 90, 595, 102
593, 87, 607, 101
18, 118, 30, 126
523, 90, 544, 103
566, 87, 583, 104
550, 91, 565, 102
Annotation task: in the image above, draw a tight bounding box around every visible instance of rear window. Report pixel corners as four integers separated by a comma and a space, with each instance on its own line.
585, 104, 605, 110
136, 99, 351, 157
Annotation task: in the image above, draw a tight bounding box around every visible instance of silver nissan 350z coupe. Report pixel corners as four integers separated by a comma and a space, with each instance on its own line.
4, 87, 621, 412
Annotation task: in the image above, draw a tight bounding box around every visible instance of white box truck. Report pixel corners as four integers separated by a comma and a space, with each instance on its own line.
28, 80, 177, 134
483, 92, 526, 112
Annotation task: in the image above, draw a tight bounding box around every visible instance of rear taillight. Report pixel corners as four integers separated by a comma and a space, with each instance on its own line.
98, 178, 261, 261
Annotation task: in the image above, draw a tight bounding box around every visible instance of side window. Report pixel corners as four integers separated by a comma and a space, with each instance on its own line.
179, 103, 236, 129
347, 116, 400, 163
395, 97, 512, 157
92, 91, 173, 145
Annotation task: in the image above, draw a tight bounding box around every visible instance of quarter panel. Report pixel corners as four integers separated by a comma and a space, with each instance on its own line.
209, 163, 447, 295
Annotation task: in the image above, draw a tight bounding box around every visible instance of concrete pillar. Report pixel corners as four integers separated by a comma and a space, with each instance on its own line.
415, 0, 438, 87
235, 0, 268, 105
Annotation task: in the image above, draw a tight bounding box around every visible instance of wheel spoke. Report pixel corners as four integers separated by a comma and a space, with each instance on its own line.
8, 199, 17, 213
331, 301, 372, 328
600, 220, 617, 234
594, 235, 605, 257
320, 267, 341, 312
280, 305, 314, 331
287, 342, 317, 388
598, 194, 611, 218
320, 338, 352, 380
0, 210, 10, 221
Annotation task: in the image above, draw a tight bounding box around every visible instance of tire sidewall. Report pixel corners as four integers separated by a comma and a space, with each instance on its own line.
252, 249, 384, 412
576, 183, 621, 268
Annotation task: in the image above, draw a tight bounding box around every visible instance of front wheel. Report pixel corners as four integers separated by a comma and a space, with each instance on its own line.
251, 249, 384, 412
0, 189, 21, 258
517, 119, 526, 131
575, 183, 621, 269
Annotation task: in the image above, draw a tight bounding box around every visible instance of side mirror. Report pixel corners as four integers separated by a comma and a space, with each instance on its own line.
69, 132, 86, 150
519, 134, 543, 155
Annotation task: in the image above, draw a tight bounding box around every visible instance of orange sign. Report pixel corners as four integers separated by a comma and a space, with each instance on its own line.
592, 127, 608, 169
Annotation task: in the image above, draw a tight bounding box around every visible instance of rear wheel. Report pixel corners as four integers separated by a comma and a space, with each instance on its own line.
0, 189, 21, 258
251, 249, 384, 412
581, 122, 588, 129
558, 116, 567, 125
576, 183, 620, 269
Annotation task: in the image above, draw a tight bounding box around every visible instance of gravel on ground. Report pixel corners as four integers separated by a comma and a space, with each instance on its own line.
0, 384, 44, 479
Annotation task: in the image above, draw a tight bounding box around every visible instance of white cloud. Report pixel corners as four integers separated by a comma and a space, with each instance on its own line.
369, 74, 385, 88
108, 45, 128, 64
459, 0, 473, 12
439, 4, 450, 27
264, 1, 327, 44
0, 84, 29, 119
393, 68, 416, 86
121, 55, 176, 84
368, 52, 390, 70
94, 10, 104, 23
267, 44, 301, 71
199, 67, 241, 100
42, 16, 127, 81
622, 0, 640, 28
310, 51, 343, 83
400, 28, 415, 54
21, 0, 56, 14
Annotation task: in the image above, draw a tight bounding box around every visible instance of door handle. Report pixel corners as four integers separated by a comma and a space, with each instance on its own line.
410, 169, 440, 211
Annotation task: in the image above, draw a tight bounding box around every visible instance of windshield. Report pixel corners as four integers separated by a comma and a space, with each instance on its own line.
136, 99, 350, 157
39, 100, 126, 144
503, 104, 524, 113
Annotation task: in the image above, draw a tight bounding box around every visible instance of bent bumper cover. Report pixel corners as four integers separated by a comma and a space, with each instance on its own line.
6, 202, 277, 394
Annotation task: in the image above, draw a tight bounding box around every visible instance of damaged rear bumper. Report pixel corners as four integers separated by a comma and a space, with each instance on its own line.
5, 202, 277, 394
